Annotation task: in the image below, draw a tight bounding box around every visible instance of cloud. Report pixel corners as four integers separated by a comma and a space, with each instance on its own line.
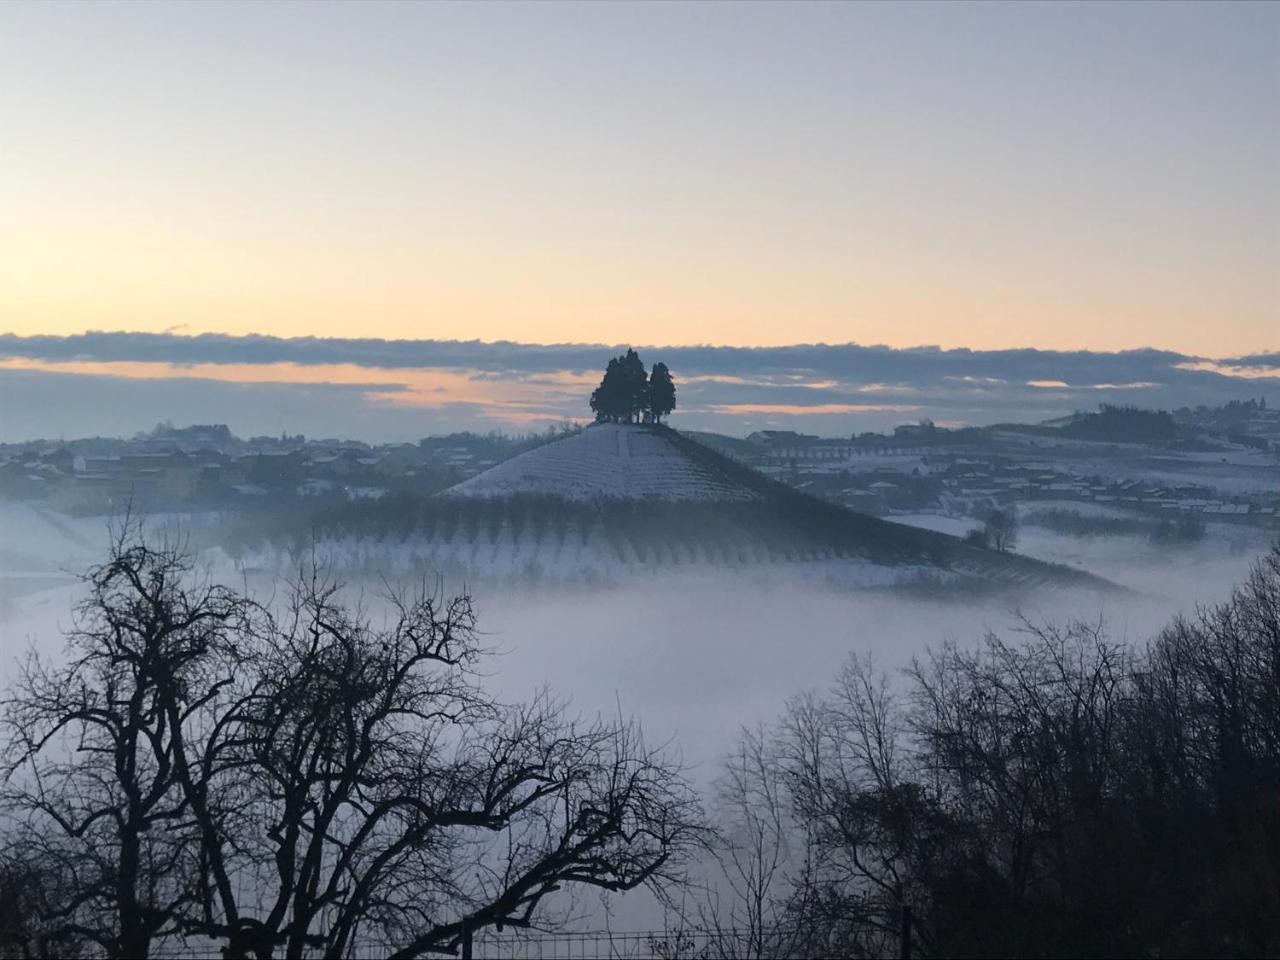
1175, 360, 1280, 380
702, 403, 922, 416
0, 333, 1275, 442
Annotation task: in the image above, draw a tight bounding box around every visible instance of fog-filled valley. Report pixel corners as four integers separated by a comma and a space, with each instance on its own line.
2, 495, 1267, 770
1, 406, 1277, 956
5, 0, 1279, 952
1, 490, 1274, 949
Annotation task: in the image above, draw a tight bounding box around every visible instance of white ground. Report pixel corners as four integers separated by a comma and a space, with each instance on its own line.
445, 424, 759, 501
227, 531, 947, 593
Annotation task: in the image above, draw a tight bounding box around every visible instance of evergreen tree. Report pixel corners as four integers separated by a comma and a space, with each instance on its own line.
589, 357, 627, 422
589, 349, 652, 422
648, 362, 676, 423
619, 348, 649, 422
588, 350, 676, 423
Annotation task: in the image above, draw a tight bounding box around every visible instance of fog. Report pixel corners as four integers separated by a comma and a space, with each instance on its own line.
1, 499, 1266, 780
484, 580, 1175, 780
0, 499, 1270, 939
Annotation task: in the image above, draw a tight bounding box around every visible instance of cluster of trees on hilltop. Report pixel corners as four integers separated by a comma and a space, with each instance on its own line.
1062, 404, 1179, 442
589, 348, 676, 423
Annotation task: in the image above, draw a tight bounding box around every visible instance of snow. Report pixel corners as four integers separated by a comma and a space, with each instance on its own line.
444, 424, 759, 502
0, 501, 109, 578
233, 530, 950, 592
229, 428, 1112, 592
891, 513, 976, 537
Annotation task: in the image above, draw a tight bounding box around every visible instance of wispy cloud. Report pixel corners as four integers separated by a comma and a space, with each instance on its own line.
1175, 360, 1280, 379
703, 403, 922, 416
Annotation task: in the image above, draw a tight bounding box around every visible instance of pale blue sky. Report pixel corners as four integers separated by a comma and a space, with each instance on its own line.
1, 1, 1276, 354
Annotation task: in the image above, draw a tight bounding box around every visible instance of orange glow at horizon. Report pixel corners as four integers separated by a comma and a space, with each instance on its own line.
1, 3, 1275, 358
0, 357, 935, 424
0, 358, 599, 421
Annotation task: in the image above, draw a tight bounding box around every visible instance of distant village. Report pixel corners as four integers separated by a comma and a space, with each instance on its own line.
0, 422, 540, 514
712, 429, 1279, 527
693, 399, 1280, 530
1, 400, 1277, 531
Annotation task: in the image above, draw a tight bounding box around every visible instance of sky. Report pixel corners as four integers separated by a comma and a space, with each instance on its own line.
1, 1, 1277, 357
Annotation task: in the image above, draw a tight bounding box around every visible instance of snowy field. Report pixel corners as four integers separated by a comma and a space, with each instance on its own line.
226, 527, 952, 593
446, 424, 759, 501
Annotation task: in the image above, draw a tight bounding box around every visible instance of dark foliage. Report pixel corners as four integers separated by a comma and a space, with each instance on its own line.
648, 363, 677, 423
983, 508, 1018, 553
590, 351, 645, 423
589, 350, 677, 423
703, 545, 1280, 958
1024, 508, 1207, 547
1061, 404, 1180, 443
0, 847, 86, 959
1023, 507, 1154, 538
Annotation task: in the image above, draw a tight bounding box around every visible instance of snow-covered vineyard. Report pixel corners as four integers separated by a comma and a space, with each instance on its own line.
227, 516, 1104, 593
444, 424, 759, 502
225, 425, 1115, 594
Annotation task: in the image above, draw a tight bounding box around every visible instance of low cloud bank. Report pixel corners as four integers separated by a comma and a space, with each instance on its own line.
1, 333, 1275, 441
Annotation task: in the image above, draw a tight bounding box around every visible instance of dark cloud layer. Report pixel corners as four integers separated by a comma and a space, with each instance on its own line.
1, 333, 1275, 442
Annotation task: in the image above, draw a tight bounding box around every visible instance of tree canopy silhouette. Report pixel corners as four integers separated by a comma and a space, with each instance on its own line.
0, 524, 703, 960
690, 545, 1280, 959
588, 349, 677, 423
648, 362, 676, 423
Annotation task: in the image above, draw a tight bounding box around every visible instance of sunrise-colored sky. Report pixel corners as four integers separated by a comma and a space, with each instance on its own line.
1, 1, 1276, 356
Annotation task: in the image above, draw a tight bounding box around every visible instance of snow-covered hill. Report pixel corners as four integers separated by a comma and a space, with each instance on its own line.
217, 425, 1119, 595
444, 424, 758, 502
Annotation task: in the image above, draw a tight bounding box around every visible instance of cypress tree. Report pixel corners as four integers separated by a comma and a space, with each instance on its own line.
588, 349, 675, 423
648, 362, 676, 423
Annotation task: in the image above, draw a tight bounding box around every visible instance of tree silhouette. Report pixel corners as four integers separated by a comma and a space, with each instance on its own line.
589, 349, 654, 423
984, 507, 1018, 552
589, 357, 626, 422
647, 362, 676, 423
619, 348, 649, 423
0, 526, 703, 959
589, 350, 677, 424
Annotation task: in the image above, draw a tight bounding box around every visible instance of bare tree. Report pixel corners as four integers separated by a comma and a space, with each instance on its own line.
685, 657, 917, 960
907, 617, 1134, 953
983, 508, 1018, 553
692, 724, 806, 960
776, 658, 923, 958
0, 524, 252, 958
0, 843, 88, 959
719, 547, 1280, 956
1, 528, 703, 959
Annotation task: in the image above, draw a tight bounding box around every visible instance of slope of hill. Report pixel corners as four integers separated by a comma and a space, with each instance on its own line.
225, 424, 1118, 595
444, 423, 759, 501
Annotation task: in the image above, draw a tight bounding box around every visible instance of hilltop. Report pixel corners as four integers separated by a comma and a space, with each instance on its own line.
444, 423, 759, 502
